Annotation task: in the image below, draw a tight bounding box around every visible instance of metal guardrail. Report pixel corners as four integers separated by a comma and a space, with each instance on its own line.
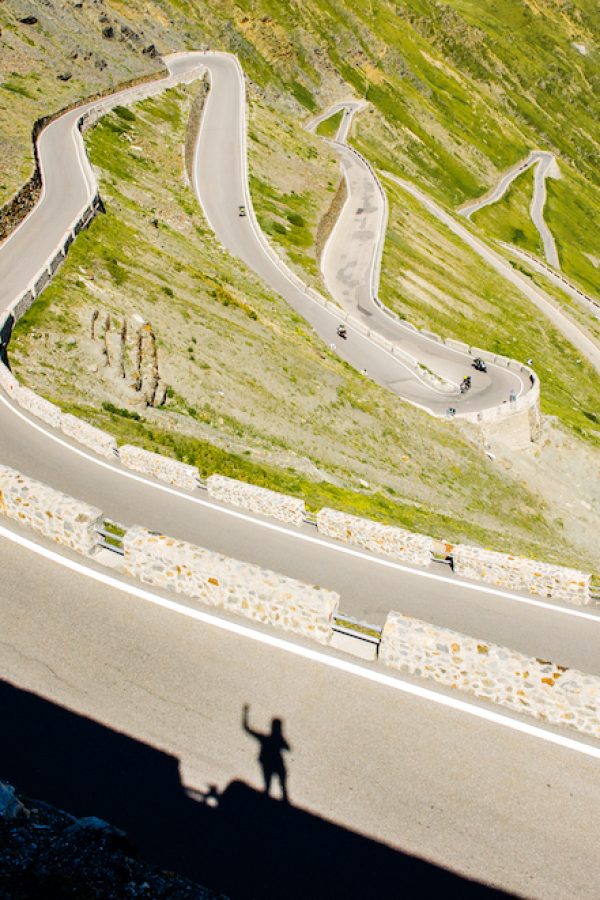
333, 614, 381, 646
96, 521, 125, 555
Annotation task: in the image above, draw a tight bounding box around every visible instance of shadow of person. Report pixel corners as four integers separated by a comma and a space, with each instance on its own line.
243, 703, 291, 803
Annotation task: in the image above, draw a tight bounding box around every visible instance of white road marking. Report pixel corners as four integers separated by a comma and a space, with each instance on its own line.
1, 521, 598, 760
2, 393, 599, 624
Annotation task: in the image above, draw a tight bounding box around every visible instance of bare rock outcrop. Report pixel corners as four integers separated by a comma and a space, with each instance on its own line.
89, 310, 167, 407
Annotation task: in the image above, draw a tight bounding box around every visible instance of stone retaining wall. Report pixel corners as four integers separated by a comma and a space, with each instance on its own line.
15, 388, 61, 428
0, 361, 19, 397
445, 338, 470, 353
316, 507, 432, 566
206, 475, 306, 526
60, 414, 117, 459
123, 526, 338, 643
453, 544, 591, 605
119, 445, 199, 490
0, 464, 102, 555
379, 611, 599, 737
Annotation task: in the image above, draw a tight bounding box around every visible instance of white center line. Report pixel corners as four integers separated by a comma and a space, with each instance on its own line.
1, 522, 599, 760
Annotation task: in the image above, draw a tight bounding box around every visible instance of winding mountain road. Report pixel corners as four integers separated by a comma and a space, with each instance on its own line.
189, 54, 531, 415
305, 102, 529, 409
0, 48, 596, 694
459, 150, 560, 270
385, 171, 600, 376
0, 50, 599, 892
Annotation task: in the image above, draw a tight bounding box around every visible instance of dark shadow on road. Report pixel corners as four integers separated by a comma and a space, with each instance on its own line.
242, 703, 290, 802
0, 680, 512, 898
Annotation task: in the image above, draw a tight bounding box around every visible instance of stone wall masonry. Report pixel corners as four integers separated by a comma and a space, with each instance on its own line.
0, 464, 102, 555
206, 475, 306, 526
119, 444, 199, 490
15, 387, 61, 428
123, 526, 339, 643
0, 361, 19, 397
444, 338, 470, 353
60, 414, 117, 459
453, 544, 591, 605
317, 507, 433, 566
11, 290, 35, 321
461, 375, 540, 428
34, 270, 50, 297
379, 611, 600, 737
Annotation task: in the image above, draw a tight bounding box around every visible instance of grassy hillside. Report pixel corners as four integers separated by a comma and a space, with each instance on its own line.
470, 165, 541, 255
315, 109, 344, 139
2, 0, 599, 569
248, 98, 339, 293
378, 177, 600, 444
1, 0, 598, 287
545, 165, 600, 299
9, 86, 595, 569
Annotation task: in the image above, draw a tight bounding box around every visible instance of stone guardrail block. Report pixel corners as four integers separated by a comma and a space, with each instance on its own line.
462, 375, 540, 426
453, 544, 591, 605
0, 362, 19, 397
60, 414, 117, 459
0, 464, 103, 555
10, 291, 35, 321
16, 387, 61, 428
317, 507, 432, 566
421, 330, 442, 343
391, 345, 418, 367
49, 251, 63, 275
206, 475, 306, 526
119, 444, 199, 490
34, 270, 50, 297
368, 331, 392, 352
379, 611, 600, 737
123, 526, 338, 643
445, 338, 470, 354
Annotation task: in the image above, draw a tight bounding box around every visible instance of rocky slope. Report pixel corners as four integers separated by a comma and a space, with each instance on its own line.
0, 780, 220, 899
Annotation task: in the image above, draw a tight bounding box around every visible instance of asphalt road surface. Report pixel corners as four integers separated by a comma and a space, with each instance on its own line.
460, 150, 561, 269
388, 171, 600, 375
189, 53, 531, 415
1, 537, 599, 900
1, 396, 600, 675
313, 104, 523, 401
1, 51, 599, 897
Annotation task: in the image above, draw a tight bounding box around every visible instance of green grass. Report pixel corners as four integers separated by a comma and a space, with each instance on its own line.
49, 394, 560, 557
1, 77, 35, 99
247, 98, 339, 289
7, 79, 598, 573
1, 0, 598, 311
316, 109, 344, 139
379, 177, 600, 446
544, 166, 600, 301
470, 165, 542, 255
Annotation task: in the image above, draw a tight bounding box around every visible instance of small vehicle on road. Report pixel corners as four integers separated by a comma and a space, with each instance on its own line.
336, 324, 347, 339
460, 375, 472, 394
472, 357, 487, 372
238, 205, 246, 217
